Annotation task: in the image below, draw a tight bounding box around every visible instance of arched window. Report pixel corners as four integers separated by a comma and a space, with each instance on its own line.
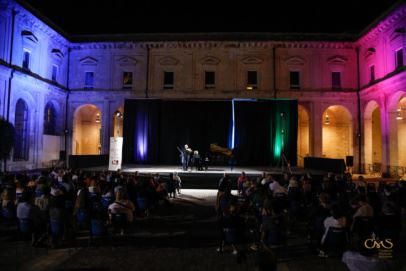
44, 102, 57, 135
14, 99, 29, 161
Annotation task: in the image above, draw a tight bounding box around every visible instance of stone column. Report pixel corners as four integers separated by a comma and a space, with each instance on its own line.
364, 117, 372, 170
387, 110, 398, 175
101, 98, 110, 154
312, 102, 323, 157
34, 93, 44, 169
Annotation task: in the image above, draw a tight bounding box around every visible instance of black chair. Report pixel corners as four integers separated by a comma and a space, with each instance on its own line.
89, 219, 108, 246
352, 216, 374, 240
367, 183, 376, 193
308, 216, 326, 246
288, 187, 300, 200
223, 227, 241, 245
101, 196, 113, 209
64, 200, 74, 211
273, 193, 288, 212
91, 219, 107, 236
49, 218, 63, 248
76, 209, 90, 230
110, 212, 128, 235
1, 205, 15, 219
323, 227, 348, 256
263, 214, 287, 247
88, 192, 99, 202
136, 197, 150, 217
265, 228, 287, 247
18, 218, 35, 244
222, 227, 243, 254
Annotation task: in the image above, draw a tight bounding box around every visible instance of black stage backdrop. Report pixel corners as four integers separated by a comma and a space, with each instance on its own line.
234, 101, 272, 165
123, 99, 297, 166
122, 99, 160, 164
123, 100, 231, 165
269, 99, 298, 167
159, 100, 231, 164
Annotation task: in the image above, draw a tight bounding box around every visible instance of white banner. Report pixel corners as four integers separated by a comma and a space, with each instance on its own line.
108, 137, 123, 171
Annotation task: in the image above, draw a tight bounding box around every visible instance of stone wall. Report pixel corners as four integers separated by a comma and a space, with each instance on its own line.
1, 0, 406, 173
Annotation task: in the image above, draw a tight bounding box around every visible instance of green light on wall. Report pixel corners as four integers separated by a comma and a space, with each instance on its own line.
273, 132, 283, 158
272, 113, 284, 163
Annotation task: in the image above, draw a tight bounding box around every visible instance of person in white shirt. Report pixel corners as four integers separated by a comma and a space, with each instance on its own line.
319, 205, 347, 257
352, 195, 374, 218
269, 179, 287, 195
342, 242, 395, 271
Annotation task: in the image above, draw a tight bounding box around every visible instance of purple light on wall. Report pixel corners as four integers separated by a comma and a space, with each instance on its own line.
135, 108, 148, 162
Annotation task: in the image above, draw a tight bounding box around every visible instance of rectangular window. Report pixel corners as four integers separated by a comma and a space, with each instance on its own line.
123, 72, 133, 89
51, 65, 58, 82
332, 71, 341, 90
370, 65, 375, 82
163, 71, 174, 89
205, 71, 215, 89
396, 48, 404, 69
290, 71, 300, 89
246, 71, 258, 90
22, 50, 30, 70
84, 71, 94, 89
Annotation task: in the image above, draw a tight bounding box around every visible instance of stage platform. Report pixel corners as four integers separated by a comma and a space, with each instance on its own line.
85, 165, 328, 189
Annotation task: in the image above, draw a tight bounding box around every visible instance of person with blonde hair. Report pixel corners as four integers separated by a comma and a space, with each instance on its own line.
108, 190, 135, 222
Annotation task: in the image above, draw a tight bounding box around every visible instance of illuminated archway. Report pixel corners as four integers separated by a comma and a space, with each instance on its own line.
297, 105, 310, 166
72, 104, 102, 155
44, 102, 57, 135
364, 101, 382, 171
113, 106, 124, 137
14, 99, 30, 161
397, 97, 406, 167
322, 105, 353, 159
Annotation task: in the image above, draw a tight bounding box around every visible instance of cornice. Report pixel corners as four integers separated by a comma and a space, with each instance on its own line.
357, 3, 406, 46
12, 3, 70, 49
8, 0, 406, 52
71, 41, 356, 51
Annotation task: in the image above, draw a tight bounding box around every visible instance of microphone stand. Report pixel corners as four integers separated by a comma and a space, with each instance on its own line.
280, 112, 292, 175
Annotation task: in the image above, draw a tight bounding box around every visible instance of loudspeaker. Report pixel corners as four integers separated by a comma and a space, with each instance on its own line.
346, 156, 353, 167
59, 151, 66, 161
382, 172, 390, 178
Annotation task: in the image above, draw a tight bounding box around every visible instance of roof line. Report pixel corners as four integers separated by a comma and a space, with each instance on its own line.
15, 0, 71, 40
69, 32, 358, 42
357, 0, 406, 39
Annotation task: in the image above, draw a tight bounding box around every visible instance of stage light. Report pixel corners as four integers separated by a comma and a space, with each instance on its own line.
396, 108, 403, 120
246, 85, 254, 91
324, 113, 330, 125
114, 110, 123, 118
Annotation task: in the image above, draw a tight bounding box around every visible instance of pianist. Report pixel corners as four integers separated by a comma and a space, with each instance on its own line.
192, 150, 202, 171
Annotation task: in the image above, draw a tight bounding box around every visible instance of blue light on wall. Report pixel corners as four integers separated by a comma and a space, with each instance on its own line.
231, 99, 257, 150
135, 109, 148, 162
229, 99, 235, 149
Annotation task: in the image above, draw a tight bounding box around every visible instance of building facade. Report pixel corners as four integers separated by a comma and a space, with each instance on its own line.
0, 0, 406, 175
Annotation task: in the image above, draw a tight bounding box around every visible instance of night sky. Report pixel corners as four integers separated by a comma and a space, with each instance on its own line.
21, 0, 403, 35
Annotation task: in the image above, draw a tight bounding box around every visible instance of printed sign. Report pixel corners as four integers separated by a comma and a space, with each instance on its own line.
108, 137, 123, 171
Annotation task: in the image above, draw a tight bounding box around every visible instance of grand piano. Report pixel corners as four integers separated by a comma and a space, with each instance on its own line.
209, 143, 235, 166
